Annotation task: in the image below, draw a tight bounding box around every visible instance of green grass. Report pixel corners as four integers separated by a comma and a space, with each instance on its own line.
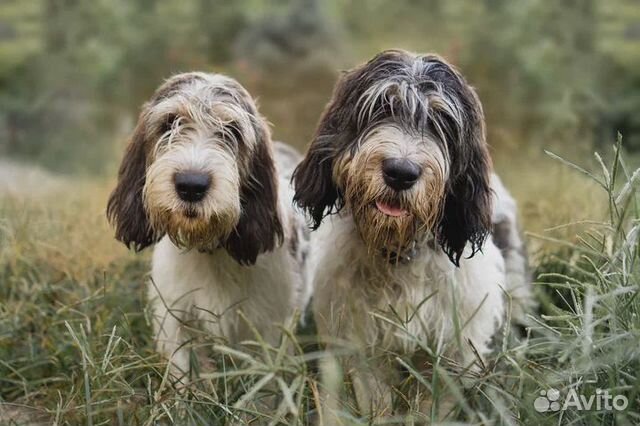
1, 138, 639, 425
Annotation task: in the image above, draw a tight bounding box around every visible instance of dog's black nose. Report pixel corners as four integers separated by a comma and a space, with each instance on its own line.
382, 158, 422, 191
174, 172, 211, 202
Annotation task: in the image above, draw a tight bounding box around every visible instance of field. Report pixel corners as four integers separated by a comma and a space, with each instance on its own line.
1, 0, 640, 424
0, 138, 638, 425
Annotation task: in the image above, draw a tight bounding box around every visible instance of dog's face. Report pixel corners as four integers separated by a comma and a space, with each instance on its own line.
294, 50, 492, 265
333, 124, 449, 256
107, 72, 283, 265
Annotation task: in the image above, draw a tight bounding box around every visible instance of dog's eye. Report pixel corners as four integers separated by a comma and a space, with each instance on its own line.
160, 114, 178, 134
223, 121, 243, 144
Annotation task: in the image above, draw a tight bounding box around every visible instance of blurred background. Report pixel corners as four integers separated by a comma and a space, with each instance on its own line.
2, 0, 639, 169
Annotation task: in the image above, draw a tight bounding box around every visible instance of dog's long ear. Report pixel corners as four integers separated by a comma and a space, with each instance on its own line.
106, 115, 156, 251
294, 52, 406, 228
106, 75, 200, 251
293, 64, 374, 229
292, 132, 339, 230
432, 59, 493, 266
224, 120, 284, 265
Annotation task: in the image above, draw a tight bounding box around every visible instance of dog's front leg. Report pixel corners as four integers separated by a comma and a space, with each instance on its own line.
348, 357, 394, 421
150, 295, 192, 384
316, 354, 393, 424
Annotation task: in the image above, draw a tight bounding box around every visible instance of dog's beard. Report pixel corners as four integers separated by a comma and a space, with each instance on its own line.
143, 143, 242, 250
146, 206, 240, 250
343, 164, 446, 257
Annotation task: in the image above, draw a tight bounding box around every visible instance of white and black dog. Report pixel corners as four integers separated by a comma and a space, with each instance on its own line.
107, 72, 311, 380
293, 50, 533, 416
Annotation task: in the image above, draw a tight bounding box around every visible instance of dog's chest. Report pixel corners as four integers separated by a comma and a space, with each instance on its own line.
315, 247, 458, 355
152, 240, 295, 345
199, 254, 295, 342
361, 259, 458, 353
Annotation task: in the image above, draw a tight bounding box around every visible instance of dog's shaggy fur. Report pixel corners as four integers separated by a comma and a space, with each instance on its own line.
293, 50, 533, 416
107, 72, 310, 378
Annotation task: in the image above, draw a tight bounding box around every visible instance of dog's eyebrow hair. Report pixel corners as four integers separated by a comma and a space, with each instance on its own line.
222, 120, 243, 139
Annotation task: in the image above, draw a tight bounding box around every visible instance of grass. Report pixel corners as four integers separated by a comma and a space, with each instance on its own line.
1, 137, 639, 425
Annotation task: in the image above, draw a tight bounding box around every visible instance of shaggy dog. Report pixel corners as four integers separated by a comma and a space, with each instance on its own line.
293, 50, 532, 417
107, 72, 310, 380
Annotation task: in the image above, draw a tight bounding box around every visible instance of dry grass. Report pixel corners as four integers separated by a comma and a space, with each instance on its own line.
1, 142, 639, 425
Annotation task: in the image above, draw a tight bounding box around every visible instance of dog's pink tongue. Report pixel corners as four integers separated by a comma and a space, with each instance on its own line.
375, 200, 407, 217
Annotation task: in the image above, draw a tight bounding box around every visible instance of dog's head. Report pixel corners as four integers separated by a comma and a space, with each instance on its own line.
107, 72, 282, 265
293, 50, 492, 265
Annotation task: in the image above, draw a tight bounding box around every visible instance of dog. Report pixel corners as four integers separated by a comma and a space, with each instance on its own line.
293, 50, 533, 417
107, 72, 310, 380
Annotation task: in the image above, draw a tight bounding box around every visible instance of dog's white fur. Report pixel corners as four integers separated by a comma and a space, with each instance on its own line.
491, 174, 534, 323
308, 191, 506, 413
309, 174, 526, 355
150, 146, 309, 375
307, 174, 528, 416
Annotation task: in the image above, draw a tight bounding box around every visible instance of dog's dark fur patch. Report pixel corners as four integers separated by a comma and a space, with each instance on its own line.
223, 130, 284, 265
